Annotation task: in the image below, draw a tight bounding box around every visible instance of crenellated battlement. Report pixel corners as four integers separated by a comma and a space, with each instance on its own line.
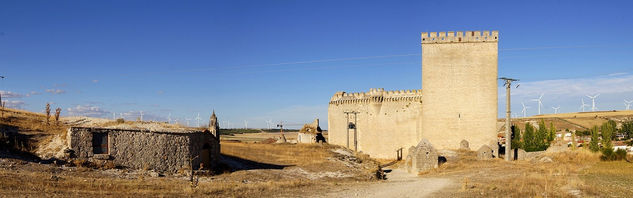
329, 88, 422, 105
421, 30, 498, 44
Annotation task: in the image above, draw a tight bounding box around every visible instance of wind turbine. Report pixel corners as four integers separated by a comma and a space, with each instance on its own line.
625, 99, 632, 110
195, 113, 201, 127
531, 93, 544, 115
244, 120, 248, 129
521, 102, 529, 117
552, 106, 560, 114
579, 98, 589, 112
139, 111, 144, 121
586, 94, 600, 111
266, 119, 273, 129
168, 113, 172, 124
185, 118, 191, 127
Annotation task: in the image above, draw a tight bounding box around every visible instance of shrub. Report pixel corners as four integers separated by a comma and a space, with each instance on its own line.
116, 118, 125, 124
54, 107, 61, 123
600, 147, 627, 161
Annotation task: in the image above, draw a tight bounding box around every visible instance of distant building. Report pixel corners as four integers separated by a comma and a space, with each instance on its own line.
68, 115, 221, 173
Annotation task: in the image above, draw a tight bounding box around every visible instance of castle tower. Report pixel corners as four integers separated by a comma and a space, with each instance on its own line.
419, 31, 499, 150
209, 110, 219, 137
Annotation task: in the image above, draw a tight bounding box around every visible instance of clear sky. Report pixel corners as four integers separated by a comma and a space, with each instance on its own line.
1, 0, 633, 129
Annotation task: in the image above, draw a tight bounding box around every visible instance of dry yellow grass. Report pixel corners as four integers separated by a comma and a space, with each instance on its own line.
531, 110, 633, 119
0, 167, 322, 197
507, 110, 633, 131
425, 149, 601, 197
580, 160, 633, 197
221, 142, 333, 166
1, 107, 68, 153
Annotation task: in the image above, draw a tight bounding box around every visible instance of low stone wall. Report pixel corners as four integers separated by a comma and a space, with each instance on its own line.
69, 127, 220, 173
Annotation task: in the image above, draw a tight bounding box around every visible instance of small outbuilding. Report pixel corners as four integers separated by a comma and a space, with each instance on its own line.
68, 125, 220, 173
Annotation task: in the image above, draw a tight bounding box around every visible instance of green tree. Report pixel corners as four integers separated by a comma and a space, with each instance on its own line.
589, 126, 600, 152
511, 125, 522, 149
621, 121, 633, 139
547, 122, 556, 142
524, 122, 536, 151
570, 133, 577, 150
601, 121, 615, 149
536, 120, 549, 151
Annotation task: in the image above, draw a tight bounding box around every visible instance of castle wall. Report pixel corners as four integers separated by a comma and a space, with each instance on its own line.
420, 31, 499, 150
328, 88, 422, 159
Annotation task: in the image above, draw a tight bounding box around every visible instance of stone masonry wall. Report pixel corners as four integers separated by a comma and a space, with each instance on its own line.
69, 127, 219, 173
328, 88, 422, 159
420, 31, 499, 150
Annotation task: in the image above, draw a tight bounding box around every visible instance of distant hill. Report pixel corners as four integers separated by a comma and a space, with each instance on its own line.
499, 110, 633, 131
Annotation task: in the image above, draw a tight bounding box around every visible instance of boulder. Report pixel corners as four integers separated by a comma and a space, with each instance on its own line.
477, 145, 494, 160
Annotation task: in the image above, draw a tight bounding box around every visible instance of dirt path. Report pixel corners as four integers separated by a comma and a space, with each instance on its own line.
322, 168, 454, 198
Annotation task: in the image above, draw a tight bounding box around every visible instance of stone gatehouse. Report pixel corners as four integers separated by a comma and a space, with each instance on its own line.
68, 127, 220, 173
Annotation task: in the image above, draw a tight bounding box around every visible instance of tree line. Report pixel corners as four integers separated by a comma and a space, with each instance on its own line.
510, 120, 556, 152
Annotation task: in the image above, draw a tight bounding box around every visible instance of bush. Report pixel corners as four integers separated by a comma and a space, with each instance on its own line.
600, 148, 627, 161
116, 118, 125, 124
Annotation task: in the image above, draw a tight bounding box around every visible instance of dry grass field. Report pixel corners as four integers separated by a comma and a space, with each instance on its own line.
425, 149, 600, 197
0, 140, 380, 197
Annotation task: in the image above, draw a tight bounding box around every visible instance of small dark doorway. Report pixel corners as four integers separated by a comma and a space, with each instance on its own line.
201, 143, 211, 169
92, 133, 108, 154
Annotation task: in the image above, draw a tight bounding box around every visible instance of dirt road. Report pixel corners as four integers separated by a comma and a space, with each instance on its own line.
322, 168, 454, 198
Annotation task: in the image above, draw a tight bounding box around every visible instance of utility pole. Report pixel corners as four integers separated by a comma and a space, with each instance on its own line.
344, 111, 359, 151
500, 77, 518, 161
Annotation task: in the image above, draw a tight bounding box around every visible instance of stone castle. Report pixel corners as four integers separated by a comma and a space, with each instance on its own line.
328, 30, 499, 159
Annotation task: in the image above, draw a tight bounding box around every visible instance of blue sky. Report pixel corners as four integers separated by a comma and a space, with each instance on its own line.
1, 0, 633, 129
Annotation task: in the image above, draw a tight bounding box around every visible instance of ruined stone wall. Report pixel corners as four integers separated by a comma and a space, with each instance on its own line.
420, 31, 499, 150
188, 132, 221, 169
328, 88, 422, 159
297, 132, 316, 143
69, 127, 220, 173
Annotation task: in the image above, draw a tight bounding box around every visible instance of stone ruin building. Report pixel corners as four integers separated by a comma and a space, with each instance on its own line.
297, 119, 326, 143
328, 30, 499, 159
68, 113, 221, 173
